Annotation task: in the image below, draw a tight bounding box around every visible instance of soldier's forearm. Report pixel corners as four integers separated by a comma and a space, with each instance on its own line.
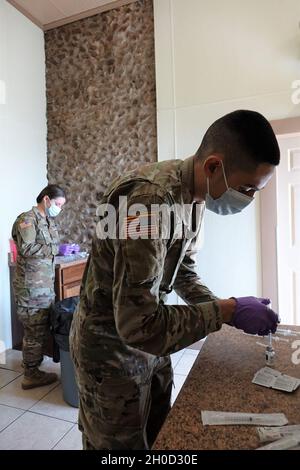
116, 300, 223, 356
20, 243, 52, 258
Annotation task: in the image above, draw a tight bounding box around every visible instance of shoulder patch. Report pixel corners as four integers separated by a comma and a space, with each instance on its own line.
124, 212, 159, 239
19, 220, 33, 230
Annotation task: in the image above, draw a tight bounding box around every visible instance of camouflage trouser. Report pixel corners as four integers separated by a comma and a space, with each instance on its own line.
73, 357, 173, 450
17, 307, 50, 369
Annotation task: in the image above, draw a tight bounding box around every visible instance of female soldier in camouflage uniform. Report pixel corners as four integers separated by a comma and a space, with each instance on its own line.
12, 185, 66, 390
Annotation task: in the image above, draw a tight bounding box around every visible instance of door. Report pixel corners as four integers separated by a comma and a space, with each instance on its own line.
276, 134, 300, 325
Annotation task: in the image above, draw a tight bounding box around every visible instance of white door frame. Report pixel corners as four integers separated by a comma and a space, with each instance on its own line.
260, 117, 300, 315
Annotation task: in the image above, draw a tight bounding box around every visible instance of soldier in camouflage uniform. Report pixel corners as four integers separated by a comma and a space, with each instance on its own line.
12, 185, 66, 390
70, 110, 280, 450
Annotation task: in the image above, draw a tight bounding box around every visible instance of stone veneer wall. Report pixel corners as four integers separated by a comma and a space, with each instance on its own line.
45, 0, 157, 249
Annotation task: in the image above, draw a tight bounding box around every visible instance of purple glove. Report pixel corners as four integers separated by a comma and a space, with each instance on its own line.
59, 244, 72, 256
230, 296, 279, 336
59, 243, 80, 256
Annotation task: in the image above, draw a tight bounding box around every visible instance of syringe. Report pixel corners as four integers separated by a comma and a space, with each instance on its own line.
269, 331, 272, 348
275, 328, 299, 337
265, 331, 275, 366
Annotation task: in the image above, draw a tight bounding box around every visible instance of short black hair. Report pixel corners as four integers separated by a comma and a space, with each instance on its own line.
36, 185, 66, 203
196, 110, 280, 172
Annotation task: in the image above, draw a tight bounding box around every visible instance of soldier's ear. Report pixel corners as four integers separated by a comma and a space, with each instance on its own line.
43, 195, 50, 206
203, 156, 222, 177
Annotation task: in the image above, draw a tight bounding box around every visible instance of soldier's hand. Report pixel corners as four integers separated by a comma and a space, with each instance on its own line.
229, 296, 279, 336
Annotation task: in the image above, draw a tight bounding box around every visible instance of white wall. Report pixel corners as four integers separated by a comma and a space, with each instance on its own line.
0, 1, 47, 350
154, 0, 300, 300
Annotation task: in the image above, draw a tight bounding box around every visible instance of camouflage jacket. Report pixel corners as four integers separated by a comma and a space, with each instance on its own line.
71, 156, 223, 377
12, 206, 60, 308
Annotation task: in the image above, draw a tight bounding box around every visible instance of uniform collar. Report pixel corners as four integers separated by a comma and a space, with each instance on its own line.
32, 206, 48, 222
181, 155, 195, 205
180, 155, 206, 227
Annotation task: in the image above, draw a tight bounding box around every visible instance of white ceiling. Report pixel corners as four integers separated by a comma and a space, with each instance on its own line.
7, 0, 136, 30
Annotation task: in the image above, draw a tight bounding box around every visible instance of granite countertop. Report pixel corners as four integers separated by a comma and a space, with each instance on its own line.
153, 324, 300, 450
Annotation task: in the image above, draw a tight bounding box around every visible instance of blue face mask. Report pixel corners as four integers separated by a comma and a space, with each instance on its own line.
46, 201, 61, 218
205, 162, 254, 215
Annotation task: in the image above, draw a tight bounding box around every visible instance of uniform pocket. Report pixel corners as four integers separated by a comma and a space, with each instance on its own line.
93, 375, 150, 429
49, 224, 59, 244
19, 225, 36, 244
25, 260, 54, 288
41, 228, 52, 244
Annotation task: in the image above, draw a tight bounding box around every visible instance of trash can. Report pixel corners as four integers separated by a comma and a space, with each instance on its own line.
50, 296, 79, 408
60, 349, 79, 408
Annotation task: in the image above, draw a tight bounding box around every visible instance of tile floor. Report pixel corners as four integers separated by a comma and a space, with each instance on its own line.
0, 345, 203, 450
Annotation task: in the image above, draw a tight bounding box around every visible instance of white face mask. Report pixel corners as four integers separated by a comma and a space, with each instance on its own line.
46, 201, 61, 218
205, 161, 254, 215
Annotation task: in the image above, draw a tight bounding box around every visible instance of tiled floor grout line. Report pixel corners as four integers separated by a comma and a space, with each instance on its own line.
0, 374, 23, 390
0, 354, 73, 431
0, 366, 22, 374
26, 382, 61, 412
26, 408, 78, 425
0, 412, 76, 450
0, 378, 61, 416
0, 398, 79, 423
51, 423, 79, 450
0, 402, 27, 412
0, 409, 27, 435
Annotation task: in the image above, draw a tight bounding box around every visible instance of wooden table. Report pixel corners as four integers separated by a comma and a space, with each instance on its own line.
154, 325, 300, 450
55, 258, 87, 301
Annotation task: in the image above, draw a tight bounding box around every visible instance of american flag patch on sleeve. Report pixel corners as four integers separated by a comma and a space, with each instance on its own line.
19, 220, 33, 230
124, 212, 159, 239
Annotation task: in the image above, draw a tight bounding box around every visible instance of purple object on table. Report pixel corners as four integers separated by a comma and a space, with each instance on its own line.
59, 243, 80, 256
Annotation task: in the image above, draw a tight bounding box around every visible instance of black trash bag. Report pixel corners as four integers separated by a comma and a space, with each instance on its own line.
50, 296, 79, 361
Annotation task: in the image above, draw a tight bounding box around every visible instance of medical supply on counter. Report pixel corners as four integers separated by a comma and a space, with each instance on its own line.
257, 432, 300, 450
257, 425, 300, 443
252, 367, 300, 392
276, 328, 300, 337
265, 331, 275, 366
201, 410, 288, 426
